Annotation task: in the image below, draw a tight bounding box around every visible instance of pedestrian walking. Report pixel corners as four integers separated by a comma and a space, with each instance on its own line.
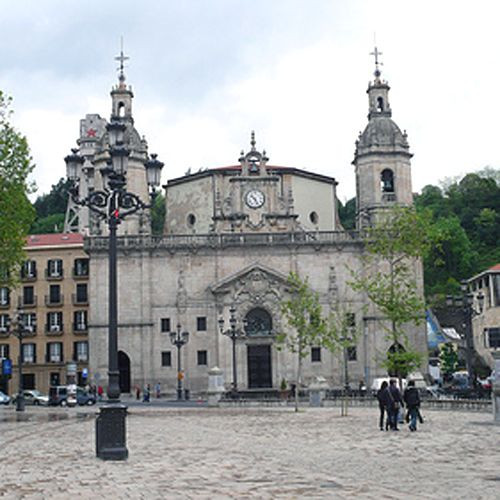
155, 382, 161, 398
387, 379, 404, 431
376, 381, 389, 430
403, 380, 421, 431
135, 385, 141, 400
143, 384, 151, 403
97, 385, 104, 401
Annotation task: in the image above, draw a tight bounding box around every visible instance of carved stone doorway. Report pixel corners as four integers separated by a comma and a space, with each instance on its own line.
247, 345, 272, 388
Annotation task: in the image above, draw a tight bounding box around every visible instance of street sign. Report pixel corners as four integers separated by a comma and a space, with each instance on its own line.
2, 359, 12, 376
82, 368, 89, 378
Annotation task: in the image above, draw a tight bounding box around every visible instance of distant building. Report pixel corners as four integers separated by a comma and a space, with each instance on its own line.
467, 263, 500, 369
0, 234, 89, 395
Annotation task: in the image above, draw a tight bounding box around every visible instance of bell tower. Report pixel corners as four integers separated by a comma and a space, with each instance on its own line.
353, 47, 413, 228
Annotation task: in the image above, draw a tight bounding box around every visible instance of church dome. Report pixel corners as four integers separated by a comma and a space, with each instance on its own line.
354, 116, 411, 160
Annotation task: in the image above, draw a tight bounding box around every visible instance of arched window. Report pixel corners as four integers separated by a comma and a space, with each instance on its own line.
377, 96, 384, 112
118, 102, 125, 118
244, 308, 273, 336
381, 169, 394, 193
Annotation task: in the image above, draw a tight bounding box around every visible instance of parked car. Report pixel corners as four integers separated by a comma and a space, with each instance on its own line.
76, 387, 96, 406
0, 390, 10, 405
12, 390, 49, 406
49, 386, 77, 407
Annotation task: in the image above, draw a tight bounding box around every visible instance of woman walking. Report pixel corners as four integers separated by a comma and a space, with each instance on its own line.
376, 381, 389, 431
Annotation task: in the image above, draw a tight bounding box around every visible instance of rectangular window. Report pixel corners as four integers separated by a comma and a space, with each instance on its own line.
160, 318, 171, 332
197, 317, 207, 331
23, 286, 35, 305
47, 312, 63, 332
22, 373, 35, 390
22, 343, 36, 363
47, 342, 63, 363
47, 259, 63, 278
161, 351, 171, 367
21, 260, 37, 279
197, 350, 208, 366
74, 311, 88, 331
0, 344, 9, 359
50, 372, 60, 386
20, 313, 36, 333
49, 284, 61, 304
0, 287, 9, 306
74, 341, 88, 362
74, 258, 89, 277
311, 347, 321, 362
347, 346, 357, 361
345, 312, 356, 328
0, 314, 9, 332
487, 327, 500, 349
76, 283, 88, 303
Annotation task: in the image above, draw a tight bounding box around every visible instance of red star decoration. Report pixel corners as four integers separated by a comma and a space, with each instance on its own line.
86, 128, 97, 137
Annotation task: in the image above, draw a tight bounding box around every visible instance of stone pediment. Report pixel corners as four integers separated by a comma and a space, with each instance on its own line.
210, 263, 289, 298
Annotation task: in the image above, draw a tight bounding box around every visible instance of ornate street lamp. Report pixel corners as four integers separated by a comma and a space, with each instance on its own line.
65, 118, 163, 460
446, 284, 484, 386
218, 305, 247, 396
170, 324, 189, 400
8, 310, 31, 412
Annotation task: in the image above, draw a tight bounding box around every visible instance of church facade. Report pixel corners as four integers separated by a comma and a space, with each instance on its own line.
66, 56, 427, 396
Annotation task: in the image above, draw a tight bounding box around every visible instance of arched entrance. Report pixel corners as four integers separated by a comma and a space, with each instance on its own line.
245, 308, 273, 388
118, 351, 131, 393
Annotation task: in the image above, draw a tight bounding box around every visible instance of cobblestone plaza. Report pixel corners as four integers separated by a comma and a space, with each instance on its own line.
0, 405, 498, 499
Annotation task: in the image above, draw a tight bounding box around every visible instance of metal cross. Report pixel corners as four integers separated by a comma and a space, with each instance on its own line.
115, 37, 129, 78
370, 46, 383, 76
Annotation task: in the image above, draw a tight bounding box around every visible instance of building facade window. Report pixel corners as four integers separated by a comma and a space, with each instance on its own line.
75, 283, 88, 304
74, 341, 88, 362
197, 317, 207, 331
0, 314, 9, 333
197, 350, 208, 365
161, 351, 171, 367
21, 260, 37, 279
0, 287, 9, 306
311, 347, 321, 362
486, 327, 500, 349
74, 311, 88, 332
23, 286, 35, 306
22, 343, 36, 363
50, 372, 60, 386
160, 318, 171, 332
49, 284, 61, 304
347, 346, 357, 361
20, 313, 36, 333
47, 312, 63, 332
74, 258, 89, 277
47, 259, 63, 278
46, 342, 63, 363
0, 344, 9, 359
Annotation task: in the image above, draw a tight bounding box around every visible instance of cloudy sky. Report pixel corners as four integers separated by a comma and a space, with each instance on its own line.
1, 0, 499, 202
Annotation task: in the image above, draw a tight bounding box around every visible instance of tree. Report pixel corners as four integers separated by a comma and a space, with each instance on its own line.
439, 343, 458, 382
0, 91, 35, 288
349, 207, 432, 383
338, 198, 356, 230
277, 272, 327, 412
151, 192, 166, 235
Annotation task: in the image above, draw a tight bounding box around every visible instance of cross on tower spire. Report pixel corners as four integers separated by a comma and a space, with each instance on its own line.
370, 45, 383, 79
115, 37, 129, 85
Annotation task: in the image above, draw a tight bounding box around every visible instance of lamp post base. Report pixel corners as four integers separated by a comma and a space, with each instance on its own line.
96, 403, 128, 460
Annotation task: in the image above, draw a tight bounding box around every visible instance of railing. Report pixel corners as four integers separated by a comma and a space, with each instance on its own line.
18, 296, 37, 308
85, 230, 362, 252
45, 295, 64, 307
72, 294, 89, 306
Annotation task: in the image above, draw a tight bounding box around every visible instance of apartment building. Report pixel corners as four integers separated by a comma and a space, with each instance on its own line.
0, 233, 89, 395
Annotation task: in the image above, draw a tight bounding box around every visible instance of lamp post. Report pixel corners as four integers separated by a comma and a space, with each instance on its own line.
218, 305, 247, 396
9, 310, 28, 412
65, 118, 163, 460
170, 324, 189, 400
446, 284, 484, 386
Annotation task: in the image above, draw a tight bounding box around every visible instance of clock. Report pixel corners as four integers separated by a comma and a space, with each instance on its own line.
245, 189, 265, 209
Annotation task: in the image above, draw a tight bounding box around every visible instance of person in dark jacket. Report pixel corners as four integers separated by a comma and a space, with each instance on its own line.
403, 380, 421, 431
376, 381, 389, 430
387, 379, 404, 430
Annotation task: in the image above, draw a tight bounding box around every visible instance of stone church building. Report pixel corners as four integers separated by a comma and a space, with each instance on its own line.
65, 56, 427, 396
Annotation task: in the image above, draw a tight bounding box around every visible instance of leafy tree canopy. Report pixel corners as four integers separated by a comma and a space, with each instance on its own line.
0, 91, 36, 287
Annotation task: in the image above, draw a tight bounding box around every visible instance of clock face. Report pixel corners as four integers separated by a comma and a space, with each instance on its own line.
245, 189, 265, 209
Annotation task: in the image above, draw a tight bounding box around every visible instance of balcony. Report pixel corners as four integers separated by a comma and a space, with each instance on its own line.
73, 323, 88, 335
381, 193, 397, 202
0, 300, 9, 310
0, 326, 9, 338
18, 296, 37, 308
45, 269, 64, 281
72, 294, 89, 306
45, 295, 64, 307
45, 324, 64, 336
20, 272, 37, 282
72, 269, 89, 280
